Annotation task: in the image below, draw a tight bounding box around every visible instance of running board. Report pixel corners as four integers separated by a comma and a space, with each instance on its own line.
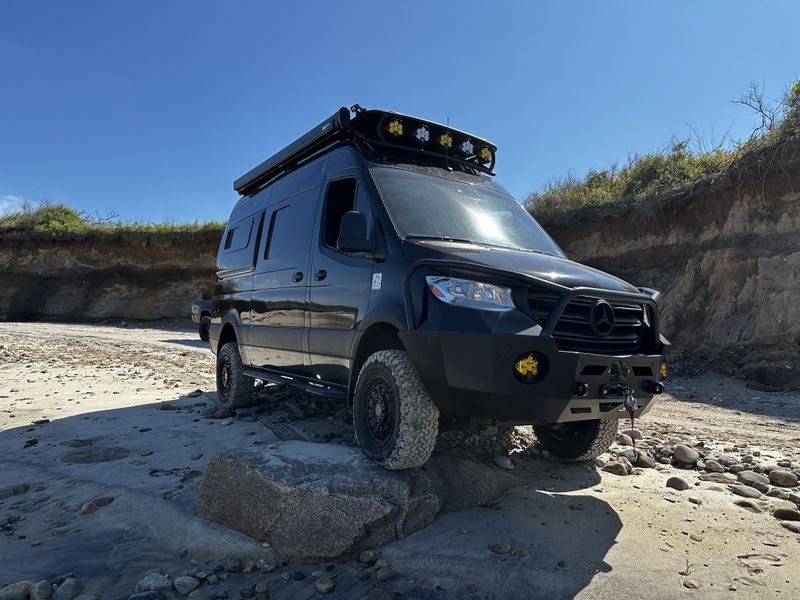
242, 367, 348, 400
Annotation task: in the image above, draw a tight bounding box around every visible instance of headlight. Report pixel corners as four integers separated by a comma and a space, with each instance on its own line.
425, 276, 515, 312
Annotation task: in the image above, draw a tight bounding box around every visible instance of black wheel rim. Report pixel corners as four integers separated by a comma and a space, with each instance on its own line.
363, 375, 396, 445
220, 355, 231, 397
546, 422, 590, 442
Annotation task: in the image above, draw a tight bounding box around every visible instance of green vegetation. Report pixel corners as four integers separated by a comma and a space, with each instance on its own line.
526, 79, 800, 217
0, 200, 225, 232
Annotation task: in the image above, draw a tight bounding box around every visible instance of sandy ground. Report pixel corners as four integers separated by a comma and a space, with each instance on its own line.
1, 322, 799, 599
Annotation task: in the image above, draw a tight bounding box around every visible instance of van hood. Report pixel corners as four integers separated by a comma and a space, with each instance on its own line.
402, 240, 639, 293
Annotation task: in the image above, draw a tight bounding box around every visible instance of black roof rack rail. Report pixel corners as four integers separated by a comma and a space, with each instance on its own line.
234, 107, 351, 196
234, 105, 498, 197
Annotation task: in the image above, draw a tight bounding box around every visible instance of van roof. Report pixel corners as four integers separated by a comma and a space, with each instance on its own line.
234, 105, 497, 197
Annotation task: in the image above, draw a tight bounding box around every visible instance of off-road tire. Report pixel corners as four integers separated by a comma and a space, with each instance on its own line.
216, 342, 254, 409
199, 316, 211, 342
533, 418, 617, 460
353, 349, 439, 470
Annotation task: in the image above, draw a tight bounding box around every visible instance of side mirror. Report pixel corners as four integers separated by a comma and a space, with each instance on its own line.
337, 211, 375, 252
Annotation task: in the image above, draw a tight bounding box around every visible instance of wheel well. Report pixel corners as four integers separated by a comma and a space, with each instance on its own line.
219, 323, 238, 348
201, 312, 211, 319
350, 323, 404, 399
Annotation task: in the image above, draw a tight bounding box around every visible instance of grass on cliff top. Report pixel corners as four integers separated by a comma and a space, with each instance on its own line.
526, 79, 800, 218
0, 201, 225, 233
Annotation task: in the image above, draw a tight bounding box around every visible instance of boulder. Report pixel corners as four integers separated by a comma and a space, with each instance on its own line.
673, 444, 699, 465
738, 470, 771, 493
0, 581, 32, 600
197, 442, 525, 562
769, 469, 798, 488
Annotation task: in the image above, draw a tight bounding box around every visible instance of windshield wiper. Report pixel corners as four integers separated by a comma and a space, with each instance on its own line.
404, 234, 479, 245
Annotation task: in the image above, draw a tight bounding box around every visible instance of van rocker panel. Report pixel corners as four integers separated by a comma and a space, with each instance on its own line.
399, 331, 661, 423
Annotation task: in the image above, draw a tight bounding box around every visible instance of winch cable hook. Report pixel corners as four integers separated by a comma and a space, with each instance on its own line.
623, 388, 638, 449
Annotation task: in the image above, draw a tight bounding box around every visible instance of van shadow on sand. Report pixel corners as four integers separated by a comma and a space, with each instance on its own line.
0, 388, 620, 599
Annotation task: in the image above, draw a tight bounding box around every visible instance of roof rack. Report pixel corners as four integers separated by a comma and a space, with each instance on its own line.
234, 106, 497, 196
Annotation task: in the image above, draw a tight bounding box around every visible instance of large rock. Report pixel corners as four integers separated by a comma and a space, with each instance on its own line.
198, 442, 524, 562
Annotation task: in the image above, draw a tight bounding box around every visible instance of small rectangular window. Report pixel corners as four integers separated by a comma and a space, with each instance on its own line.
224, 228, 236, 250
223, 217, 254, 253
323, 178, 357, 248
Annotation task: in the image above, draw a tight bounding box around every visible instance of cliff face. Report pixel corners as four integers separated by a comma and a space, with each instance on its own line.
0, 229, 221, 321
538, 139, 800, 390
2, 139, 799, 389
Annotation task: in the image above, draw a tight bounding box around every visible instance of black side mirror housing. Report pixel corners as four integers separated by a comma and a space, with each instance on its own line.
337, 211, 375, 252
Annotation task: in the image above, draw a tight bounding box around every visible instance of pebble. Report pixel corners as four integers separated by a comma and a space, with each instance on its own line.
728, 485, 762, 499
174, 576, 200, 597
773, 507, 800, 521
224, 558, 243, 573
673, 445, 699, 465
704, 459, 725, 473
780, 521, 800, 533
616, 433, 633, 446
602, 462, 628, 476
53, 578, 83, 600
494, 455, 514, 470
12, 484, 30, 495
375, 567, 398, 582
134, 572, 171, 593
769, 469, 798, 488
358, 550, 379, 564
621, 428, 643, 441
737, 470, 770, 493
666, 477, 690, 491
688, 496, 703, 505
733, 499, 761, 513
488, 543, 511, 554
315, 577, 335, 594
635, 452, 655, 469
79, 502, 97, 515
93, 496, 114, 507
682, 579, 701, 589
510, 547, 528, 558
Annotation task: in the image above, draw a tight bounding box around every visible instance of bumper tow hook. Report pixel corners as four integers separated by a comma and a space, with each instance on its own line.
623, 389, 638, 449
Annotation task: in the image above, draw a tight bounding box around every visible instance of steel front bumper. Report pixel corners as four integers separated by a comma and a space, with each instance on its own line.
399, 331, 664, 424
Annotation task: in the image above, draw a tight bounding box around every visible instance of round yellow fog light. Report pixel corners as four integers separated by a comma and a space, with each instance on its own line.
513, 352, 548, 384
660, 361, 668, 380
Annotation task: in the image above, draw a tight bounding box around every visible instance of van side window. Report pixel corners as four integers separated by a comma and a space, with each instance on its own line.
223, 217, 253, 253
263, 204, 307, 264
323, 178, 357, 248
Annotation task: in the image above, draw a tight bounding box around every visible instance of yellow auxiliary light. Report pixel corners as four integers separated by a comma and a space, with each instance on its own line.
514, 352, 547, 384
478, 146, 493, 163
660, 361, 668, 380
386, 118, 404, 137
438, 131, 453, 149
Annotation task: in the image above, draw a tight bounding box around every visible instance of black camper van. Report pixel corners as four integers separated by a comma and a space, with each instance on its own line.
211, 106, 669, 469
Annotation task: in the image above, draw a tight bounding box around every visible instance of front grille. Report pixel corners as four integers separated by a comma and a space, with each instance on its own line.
527, 290, 645, 355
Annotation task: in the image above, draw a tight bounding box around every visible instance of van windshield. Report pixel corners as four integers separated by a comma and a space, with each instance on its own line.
369, 165, 564, 256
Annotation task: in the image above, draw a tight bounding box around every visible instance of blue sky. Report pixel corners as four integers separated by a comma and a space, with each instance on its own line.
1, 1, 797, 223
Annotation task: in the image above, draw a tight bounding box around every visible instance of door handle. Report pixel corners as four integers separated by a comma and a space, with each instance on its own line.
314, 269, 327, 281
292, 271, 304, 282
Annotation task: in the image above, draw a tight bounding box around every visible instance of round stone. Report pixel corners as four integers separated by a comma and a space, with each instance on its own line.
315, 577, 335, 594
673, 445, 699, 465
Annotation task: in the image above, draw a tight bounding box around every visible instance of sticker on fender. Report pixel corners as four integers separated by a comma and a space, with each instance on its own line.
372, 273, 382, 290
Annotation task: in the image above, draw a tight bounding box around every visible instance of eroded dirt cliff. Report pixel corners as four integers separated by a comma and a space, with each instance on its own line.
0, 229, 221, 321
540, 138, 800, 389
